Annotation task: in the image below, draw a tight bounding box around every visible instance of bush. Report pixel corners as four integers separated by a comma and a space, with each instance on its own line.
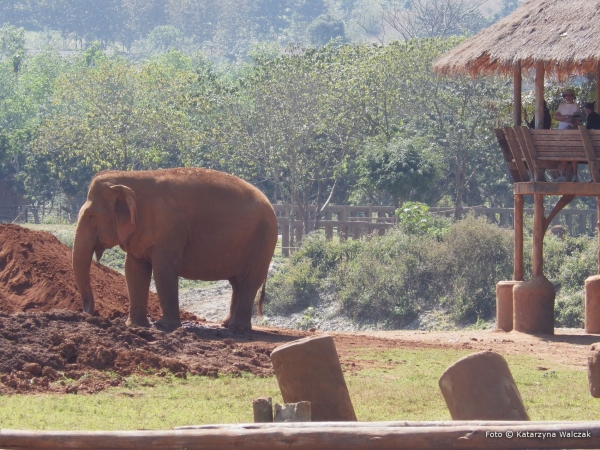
265, 233, 360, 315
555, 292, 584, 328
265, 215, 595, 329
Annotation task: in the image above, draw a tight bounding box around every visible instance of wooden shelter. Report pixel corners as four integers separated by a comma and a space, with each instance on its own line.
433, 0, 600, 334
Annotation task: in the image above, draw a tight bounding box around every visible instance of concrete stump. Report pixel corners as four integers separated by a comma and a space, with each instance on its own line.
270, 335, 357, 421
274, 402, 311, 422
495, 280, 520, 332
513, 276, 555, 334
253, 397, 273, 423
585, 275, 600, 334
587, 343, 600, 398
439, 351, 529, 420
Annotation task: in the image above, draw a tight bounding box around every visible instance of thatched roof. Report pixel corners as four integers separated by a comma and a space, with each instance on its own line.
433, 0, 600, 77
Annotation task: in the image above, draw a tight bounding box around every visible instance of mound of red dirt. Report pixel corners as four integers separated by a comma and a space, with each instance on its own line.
0, 310, 292, 394
0, 224, 194, 321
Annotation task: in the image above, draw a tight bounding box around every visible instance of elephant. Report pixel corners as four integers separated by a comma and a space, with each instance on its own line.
73, 168, 278, 330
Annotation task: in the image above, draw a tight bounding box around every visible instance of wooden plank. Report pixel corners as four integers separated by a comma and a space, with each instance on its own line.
518, 126, 545, 181
515, 182, 600, 196
504, 127, 530, 181
580, 125, 600, 182
494, 128, 522, 182
3, 422, 600, 450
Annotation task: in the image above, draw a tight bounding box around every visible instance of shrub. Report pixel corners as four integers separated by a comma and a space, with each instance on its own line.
555, 291, 584, 328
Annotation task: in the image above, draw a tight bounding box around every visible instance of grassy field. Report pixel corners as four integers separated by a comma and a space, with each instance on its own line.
0, 348, 595, 430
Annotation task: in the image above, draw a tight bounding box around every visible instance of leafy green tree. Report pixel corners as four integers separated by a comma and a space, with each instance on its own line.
357, 137, 439, 207
31, 51, 200, 201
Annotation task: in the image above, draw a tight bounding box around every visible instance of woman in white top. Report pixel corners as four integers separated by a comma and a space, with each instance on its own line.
553, 88, 582, 181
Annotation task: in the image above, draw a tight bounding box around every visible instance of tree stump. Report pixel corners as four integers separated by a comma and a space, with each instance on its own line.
585, 275, 600, 334
587, 343, 600, 398
513, 276, 555, 334
253, 397, 273, 423
439, 351, 529, 420
270, 335, 357, 421
495, 280, 520, 332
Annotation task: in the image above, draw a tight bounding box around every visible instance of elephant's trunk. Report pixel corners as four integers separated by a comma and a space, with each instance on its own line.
73, 222, 96, 314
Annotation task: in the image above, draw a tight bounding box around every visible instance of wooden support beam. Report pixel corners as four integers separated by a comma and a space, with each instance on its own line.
513, 62, 522, 127
533, 193, 544, 278
596, 62, 600, 113
580, 125, 600, 182
3, 422, 600, 450
535, 61, 545, 130
514, 194, 524, 281
543, 195, 575, 233
598, 197, 600, 275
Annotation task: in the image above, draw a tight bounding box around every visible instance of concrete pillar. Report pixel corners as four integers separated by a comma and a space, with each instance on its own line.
270, 335, 357, 421
513, 276, 555, 334
439, 351, 529, 420
495, 280, 520, 332
586, 275, 600, 334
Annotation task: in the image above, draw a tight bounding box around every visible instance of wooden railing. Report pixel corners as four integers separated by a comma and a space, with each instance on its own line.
273, 204, 598, 256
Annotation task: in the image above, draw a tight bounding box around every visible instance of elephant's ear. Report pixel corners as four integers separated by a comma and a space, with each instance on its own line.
110, 185, 137, 244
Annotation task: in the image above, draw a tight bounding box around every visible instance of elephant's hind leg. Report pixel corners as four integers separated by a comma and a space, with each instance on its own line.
227, 279, 263, 331
221, 279, 239, 328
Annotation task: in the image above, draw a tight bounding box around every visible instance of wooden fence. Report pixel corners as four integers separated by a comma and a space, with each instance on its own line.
1, 421, 600, 449
274, 204, 599, 256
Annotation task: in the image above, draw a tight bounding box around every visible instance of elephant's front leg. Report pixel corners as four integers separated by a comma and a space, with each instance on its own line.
125, 253, 152, 327
152, 258, 182, 328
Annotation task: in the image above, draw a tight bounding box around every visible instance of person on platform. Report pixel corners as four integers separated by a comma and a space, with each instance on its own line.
585, 102, 600, 130
523, 100, 551, 129
553, 88, 582, 182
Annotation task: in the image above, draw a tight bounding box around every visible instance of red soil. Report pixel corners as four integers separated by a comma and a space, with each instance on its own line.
0, 224, 194, 321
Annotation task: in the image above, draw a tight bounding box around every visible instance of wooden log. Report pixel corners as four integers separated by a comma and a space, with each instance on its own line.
513, 62, 521, 127
439, 351, 529, 421
495, 281, 519, 332
270, 335, 356, 422
514, 194, 524, 281
4, 422, 600, 449
533, 193, 544, 278
535, 61, 545, 131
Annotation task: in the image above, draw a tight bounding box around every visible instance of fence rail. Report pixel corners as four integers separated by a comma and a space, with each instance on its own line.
1, 204, 597, 256
273, 204, 598, 256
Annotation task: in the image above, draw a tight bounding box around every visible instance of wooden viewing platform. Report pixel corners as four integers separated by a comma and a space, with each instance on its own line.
495, 126, 600, 335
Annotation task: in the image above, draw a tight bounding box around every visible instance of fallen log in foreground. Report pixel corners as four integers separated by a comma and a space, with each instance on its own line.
2, 421, 600, 450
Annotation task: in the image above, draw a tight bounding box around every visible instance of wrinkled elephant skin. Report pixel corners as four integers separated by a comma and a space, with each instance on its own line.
73, 168, 278, 330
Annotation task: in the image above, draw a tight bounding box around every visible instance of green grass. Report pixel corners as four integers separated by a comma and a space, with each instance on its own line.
0, 348, 596, 430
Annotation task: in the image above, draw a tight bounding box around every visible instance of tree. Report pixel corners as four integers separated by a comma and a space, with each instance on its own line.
357, 137, 440, 207
31, 51, 201, 201
380, 0, 488, 41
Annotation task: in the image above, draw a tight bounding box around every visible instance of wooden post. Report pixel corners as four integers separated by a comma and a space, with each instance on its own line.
513, 62, 522, 127
339, 206, 348, 241
253, 398, 273, 423
597, 197, 600, 274
596, 62, 600, 113
281, 218, 290, 257
514, 195, 524, 281
535, 61, 545, 130
533, 194, 544, 277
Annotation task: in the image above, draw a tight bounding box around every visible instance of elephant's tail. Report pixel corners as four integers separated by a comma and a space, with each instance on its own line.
257, 281, 266, 317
